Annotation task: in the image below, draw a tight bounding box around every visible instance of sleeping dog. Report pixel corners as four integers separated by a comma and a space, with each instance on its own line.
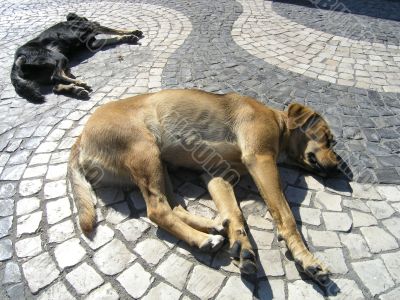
10, 13, 143, 103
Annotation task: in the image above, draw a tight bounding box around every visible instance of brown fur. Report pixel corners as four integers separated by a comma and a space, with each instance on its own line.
68, 89, 339, 283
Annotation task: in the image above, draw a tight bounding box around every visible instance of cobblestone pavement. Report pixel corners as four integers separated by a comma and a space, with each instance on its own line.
1, 0, 400, 299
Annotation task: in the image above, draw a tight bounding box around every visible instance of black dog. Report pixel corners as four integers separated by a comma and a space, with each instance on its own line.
10, 13, 143, 103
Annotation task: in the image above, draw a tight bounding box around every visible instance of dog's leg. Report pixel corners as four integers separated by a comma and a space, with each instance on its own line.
53, 83, 89, 99
51, 60, 92, 91
126, 144, 224, 252
162, 166, 226, 235
89, 35, 140, 50
201, 174, 257, 274
96, 25, 143, 38
243, 154, 330, 283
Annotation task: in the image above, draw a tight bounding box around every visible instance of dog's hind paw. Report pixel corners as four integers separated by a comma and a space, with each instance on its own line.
77, 89, 89, 99
122, 35, 139, 45
200, 234, 225, 252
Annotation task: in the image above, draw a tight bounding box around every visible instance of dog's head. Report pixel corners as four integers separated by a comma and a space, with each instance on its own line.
66, 13, 88, 22
285, 103, 339, 177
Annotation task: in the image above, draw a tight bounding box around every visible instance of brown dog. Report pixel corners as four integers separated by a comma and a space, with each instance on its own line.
68, 89, 339, 283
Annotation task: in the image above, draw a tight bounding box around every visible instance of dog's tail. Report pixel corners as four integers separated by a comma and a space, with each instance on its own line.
68, 137, 96, 235
10, 56, 44, 103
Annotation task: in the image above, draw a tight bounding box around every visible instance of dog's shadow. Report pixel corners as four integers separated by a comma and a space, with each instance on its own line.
92, 163, 353, 298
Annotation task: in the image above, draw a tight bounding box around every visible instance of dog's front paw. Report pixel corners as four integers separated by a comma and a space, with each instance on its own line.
230, 240, 258, 274
297, 255, 331, 284
130, 30, 143, 38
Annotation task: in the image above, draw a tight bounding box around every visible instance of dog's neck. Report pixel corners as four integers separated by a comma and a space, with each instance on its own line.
277, 111, 292, 162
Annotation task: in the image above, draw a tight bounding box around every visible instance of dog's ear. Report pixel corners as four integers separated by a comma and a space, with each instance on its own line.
67, 13, 79, 21
287, 103, 317, 130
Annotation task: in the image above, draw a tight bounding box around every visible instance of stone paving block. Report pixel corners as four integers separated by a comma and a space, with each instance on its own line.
46, 197, 71, 224
258, 279, 285, 300
22, 252, 60, 293
15, 235, 42, 258
292, 207, 321, 226
0, 183, 16, 199
308, 229, 341, 248
117, 263, 154, 298
2, 262, 21, 284
23, 165, 48, 179
134, 239, 168, 265
105, 202, 130, 224
44, 180, 67, 199
212, 248, 241, 274
249, 228, 274, 249
17, 211, 42, 237
288, 280, 324, 300
93, 239, 136, 275
187, 265, 225, 299
116, 218, 150, 242
350, 182, 381, 200
6, 283, 26, 300
0, 199, 14, 217
0, 216, 12, 238
366, 200, 395, 219
342, 199, 370, 212
142, 282, 181, 300
381, 252, 400, 284
327, 278, 365, 300
46, 163, 68, 180
0, 164, 26, 180
66, 263, 104, 295
297, 175, 325, 191
82, 224, 114, 250
323, 212, 352, 232
351, 210, 378, 227
156, 253, 193, 289
86, 283, 119, 300
37, 282, 75, 300
16, 197, 40, 216
376, 185, 400, 202
360, 226, 398, 253
352, 259, 395, 296
54, 238, 86, 269
315, 248, 348, 274
247, 214, 273, 230
314, 191, 342, 211
0, 239, 12, 261
257, 249, 285, 278
48, 219, 75, 243
216, 276, 254, 300
382, 217, 400, 239
339, 233, 371, 259
19, 179, 42, 196
285, 186, 312, 206
380, 286, 400, 300
325, 179, 352, 196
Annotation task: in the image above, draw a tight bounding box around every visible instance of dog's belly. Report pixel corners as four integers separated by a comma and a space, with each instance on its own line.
161, 140, 245, 173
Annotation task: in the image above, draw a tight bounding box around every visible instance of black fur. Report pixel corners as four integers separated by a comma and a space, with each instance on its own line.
10, 13, 143, 103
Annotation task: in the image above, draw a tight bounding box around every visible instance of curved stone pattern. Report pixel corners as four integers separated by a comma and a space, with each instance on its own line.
272, 0, 400, 45
1, 0, 400, 299
233, 0, 400, 93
